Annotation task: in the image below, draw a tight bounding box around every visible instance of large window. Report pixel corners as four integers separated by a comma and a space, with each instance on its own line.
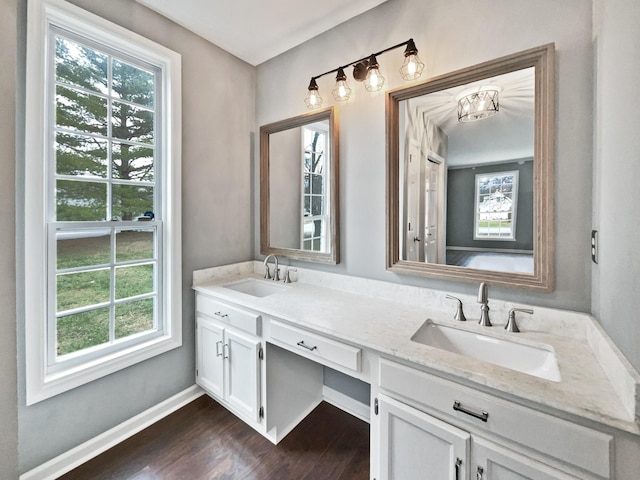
474, 171, 519, 240
301, 124, 329, 252
25, 0, 182, 404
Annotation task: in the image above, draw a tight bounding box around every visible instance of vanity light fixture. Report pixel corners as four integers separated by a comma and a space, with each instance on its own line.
457, 86, 500, 122
305, 38, 424, 109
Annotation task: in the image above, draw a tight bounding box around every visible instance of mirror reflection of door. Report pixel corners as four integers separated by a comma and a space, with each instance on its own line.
403, 142, 443, 263
404, 141, 421, 261
424, 158, 440, 263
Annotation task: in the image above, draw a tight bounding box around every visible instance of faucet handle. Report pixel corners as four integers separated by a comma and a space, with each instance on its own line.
505, 308, 534, 333
283, 268, 297, 283
445, 295, 467, 322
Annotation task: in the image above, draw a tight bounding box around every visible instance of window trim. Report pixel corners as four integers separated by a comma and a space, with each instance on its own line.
25, 0, 182, 405
473, 170, 519, 241
300, 122, 330, 252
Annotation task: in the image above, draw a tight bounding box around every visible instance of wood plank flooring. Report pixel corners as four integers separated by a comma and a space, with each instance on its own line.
59, 395, 370, 480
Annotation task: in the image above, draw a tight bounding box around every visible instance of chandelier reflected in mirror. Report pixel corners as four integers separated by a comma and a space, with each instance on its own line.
456, 86, 501, 122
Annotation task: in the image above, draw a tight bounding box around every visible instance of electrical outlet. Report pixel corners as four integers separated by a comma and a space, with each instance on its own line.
591, 230, 598, 264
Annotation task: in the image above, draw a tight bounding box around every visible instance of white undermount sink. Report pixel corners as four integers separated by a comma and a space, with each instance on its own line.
411, 321, 561, 382
222, 278, 289, 298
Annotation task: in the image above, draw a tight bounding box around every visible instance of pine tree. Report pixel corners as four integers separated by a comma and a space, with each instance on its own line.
54, 35, 155, 221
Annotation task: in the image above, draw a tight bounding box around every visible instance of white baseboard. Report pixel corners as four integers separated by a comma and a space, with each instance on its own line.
20, 385, 205, 480
323, 385, 370, 423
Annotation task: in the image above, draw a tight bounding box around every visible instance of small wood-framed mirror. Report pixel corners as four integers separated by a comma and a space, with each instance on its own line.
260, 106, 340, 264
387, 44, 554, 290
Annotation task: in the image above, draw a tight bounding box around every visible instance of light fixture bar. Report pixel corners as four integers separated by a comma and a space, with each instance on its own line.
309, 38, 420, 84
305, 38, 424, 109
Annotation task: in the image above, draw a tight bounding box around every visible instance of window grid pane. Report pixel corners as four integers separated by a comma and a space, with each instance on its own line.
53, 32, 158, 224
475, 172, 518, 240
301, 126, 329, 252
54, 226, 159, 361
50, 31, 162, 363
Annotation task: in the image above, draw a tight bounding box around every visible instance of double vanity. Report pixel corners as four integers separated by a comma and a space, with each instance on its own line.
193, 261, 640, 480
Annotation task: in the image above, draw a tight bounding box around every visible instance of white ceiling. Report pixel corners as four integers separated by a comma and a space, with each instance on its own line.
407, 68, 536, 167
134, 0, 389, 66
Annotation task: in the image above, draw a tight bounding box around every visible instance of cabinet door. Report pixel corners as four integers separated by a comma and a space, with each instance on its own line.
196, 315, 224, 399
377, 394, 470, 480
472, 437, 582, 480
225, 329, 261, 422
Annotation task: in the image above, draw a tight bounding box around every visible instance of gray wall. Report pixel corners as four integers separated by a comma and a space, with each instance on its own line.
1, 0, 19, 477
14, 0, 255, 472
592, 0, 640, 371
256, 0, 593, 311
446, 161, 534, 251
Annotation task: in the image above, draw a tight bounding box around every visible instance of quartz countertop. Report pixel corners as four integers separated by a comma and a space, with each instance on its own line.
192, 262, 640, 435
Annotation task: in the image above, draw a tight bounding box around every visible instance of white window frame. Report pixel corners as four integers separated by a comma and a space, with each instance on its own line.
473, 171, 519, 241
25, 0, 182, 405
300, 122, 330, 252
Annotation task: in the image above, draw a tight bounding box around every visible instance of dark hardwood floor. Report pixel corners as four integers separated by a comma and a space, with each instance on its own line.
59, 395, 370, 480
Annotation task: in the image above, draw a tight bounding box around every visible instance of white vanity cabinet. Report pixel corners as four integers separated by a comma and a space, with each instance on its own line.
195, 294, 262, 425
372, 358, 612, 480
376, 393, 470, 479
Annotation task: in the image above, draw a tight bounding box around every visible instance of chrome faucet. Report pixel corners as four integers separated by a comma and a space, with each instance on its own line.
263, 254, 279, 281
477, 282, 492, 326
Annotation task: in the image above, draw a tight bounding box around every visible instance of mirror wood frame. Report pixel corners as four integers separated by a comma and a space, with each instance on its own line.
260, 106, 340, 264
386, 44, 555, 291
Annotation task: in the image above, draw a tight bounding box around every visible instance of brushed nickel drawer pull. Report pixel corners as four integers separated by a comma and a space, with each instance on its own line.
216, 340, 223, 357
453, 400, 489, 422
214, 311, 229, 319
296, 341, 317, 351
455, 458, 462, 480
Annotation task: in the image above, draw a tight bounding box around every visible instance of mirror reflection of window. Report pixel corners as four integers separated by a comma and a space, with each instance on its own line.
302, 124, 329, 252
474, 171, 519, 240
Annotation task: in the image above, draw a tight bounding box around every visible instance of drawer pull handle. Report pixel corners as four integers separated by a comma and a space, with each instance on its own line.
453, 401, 489, 422
296, 341, 317, 351
223, 343, 230, 359
455, 458, 462, 480
214, 311, 229, 319
216, 341, 223, 357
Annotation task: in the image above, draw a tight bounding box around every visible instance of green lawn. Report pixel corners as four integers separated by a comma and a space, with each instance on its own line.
56, 231, 155, 356
477, 220, 512, 228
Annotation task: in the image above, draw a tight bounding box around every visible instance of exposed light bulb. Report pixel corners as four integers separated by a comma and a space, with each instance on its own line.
364, 55, 385, 92
305, 78, 323, 109
400, 39, 424, 81
332, 67, 352, 101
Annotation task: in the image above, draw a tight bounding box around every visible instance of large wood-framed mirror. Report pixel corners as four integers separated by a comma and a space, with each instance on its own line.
387, 44, 554, 290
261, 106, 340, 264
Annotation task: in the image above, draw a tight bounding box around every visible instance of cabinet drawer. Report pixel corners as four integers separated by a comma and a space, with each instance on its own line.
196, 294, 260, 336
379, 358, 612, 479
270, 320, 361, 372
